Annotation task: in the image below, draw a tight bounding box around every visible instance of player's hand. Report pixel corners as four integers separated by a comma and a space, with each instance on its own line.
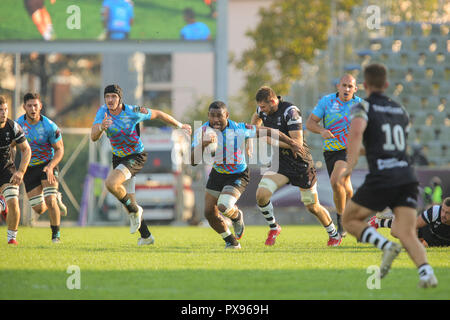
10, 170, 24, 185
50, 0, 56, 4
101, 112, 113, 131
202, 134, 217, 148
289, 142, 304, 159
43, 165, 56, 185
321, 129, 335, 139
181, 124, 192, 135
246, 139, 253, 158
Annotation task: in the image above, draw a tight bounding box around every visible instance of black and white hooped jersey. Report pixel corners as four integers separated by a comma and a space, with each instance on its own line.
257, 97, 313, 165
350, 92, 418, 188
0, 119, 26, 168
421, 205, 450, 241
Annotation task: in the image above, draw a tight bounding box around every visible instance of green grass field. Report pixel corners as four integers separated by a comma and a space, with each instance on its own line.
0, 225, 448, 300
0, 0, 216, 40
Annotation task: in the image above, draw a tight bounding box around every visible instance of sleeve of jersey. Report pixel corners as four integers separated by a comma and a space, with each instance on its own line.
285, 106, 302, 131
311, 97, 326, 119
421, 206, 439, 224
350, 101, 369, 121
48, 121, 62, 144
13, 121, 26, 144
241, 123, 257, 139
132, 106, 152, 122
256, 106, 262, 118
191, 127, 202, 148
93, 106, 106, 125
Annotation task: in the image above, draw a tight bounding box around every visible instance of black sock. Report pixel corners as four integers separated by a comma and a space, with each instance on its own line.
224, 234, 239, 246
119, 194, 139, 213
51, 225, 60, 239
139, 219, 151, 239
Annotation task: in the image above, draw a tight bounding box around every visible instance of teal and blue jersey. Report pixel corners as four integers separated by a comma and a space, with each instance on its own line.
17, 115, 62, 167
93, 104, 152, 157
311, 92, 362, 151
192, 120, 257, 174
103, 0, 134, 36
180, 22, 211, 40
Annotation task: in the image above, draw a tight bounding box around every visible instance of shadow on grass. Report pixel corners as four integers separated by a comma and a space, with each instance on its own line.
1, 267, 448, 300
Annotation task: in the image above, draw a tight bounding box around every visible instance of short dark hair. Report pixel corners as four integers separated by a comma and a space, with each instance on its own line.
23, 92, 41, 104
256, 86, 277, 102
0, 95, 6, 105
363, 63, 387, 89
184, 8, 195, 20
208, 100, 227, 111
104, 84, 123, 100
444, 197, 450, 207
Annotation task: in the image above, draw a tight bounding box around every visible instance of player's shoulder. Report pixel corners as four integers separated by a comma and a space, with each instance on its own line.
280, 101, 301, 118
41, 115, 57, 126
227, 119, 241, 129
16, 114, 25, 124
6, 118, 18, 128
6, 118, 23, 135
318, 92, 337, 105
353, 95, 363, 103
423, 205, 441, 223
97, 104, 108, 113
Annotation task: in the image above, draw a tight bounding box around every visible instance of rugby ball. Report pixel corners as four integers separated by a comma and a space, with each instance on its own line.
204, 126, 218, 154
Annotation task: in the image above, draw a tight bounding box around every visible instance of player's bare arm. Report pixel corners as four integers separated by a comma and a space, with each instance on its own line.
306, 113, 335, 139
11, 139, 31, 185
416, 215, 428, 229
91, 112, 112, 141
255, 126, 303, 158
250, 112, 263, 126
150, 109, 192, 135
44, 139, 64, 185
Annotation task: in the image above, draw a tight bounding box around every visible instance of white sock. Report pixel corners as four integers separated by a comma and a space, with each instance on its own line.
418, 263, 434, 279
258, 201, 277, 229
325, 222, 339, 238
360, 226, 391, 250
7, 230, 17, 242
220, 230, 232, 239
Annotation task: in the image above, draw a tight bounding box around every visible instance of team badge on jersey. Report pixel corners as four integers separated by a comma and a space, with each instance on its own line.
133, 106, 149, 114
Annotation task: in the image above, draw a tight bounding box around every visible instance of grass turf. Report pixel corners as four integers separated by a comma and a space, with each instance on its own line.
0, 0, 216, 40
1, 225, 448, 300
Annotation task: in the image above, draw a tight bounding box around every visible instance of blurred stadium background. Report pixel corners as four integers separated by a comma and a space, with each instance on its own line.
0, 0, 448, 228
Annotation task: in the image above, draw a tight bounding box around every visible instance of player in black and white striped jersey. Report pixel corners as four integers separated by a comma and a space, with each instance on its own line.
369, 197, 450, 247
0, 96, 32, 245
339, 63, 437, 288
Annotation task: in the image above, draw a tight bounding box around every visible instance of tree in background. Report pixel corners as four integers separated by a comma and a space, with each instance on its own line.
235, 0, 362, 116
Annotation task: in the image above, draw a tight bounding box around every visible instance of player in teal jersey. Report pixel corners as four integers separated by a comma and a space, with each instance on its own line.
191, 100, 303, 249
92, 84, 191, 245
306, 74, 362, 237
17, 92, 67, 243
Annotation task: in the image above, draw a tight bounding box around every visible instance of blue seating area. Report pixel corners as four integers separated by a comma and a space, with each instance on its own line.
353, 21, 449, 166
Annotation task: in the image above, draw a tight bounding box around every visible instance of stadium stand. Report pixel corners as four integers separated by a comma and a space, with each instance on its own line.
355, 21, 449, 166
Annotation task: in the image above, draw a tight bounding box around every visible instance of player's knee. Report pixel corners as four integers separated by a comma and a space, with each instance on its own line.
301, 184, 318, 208
256, 187, 273, 205
256, 178, 277, 205
29, 194, 45, 214
217, 194, 237, 217
330, 177, 344, 192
